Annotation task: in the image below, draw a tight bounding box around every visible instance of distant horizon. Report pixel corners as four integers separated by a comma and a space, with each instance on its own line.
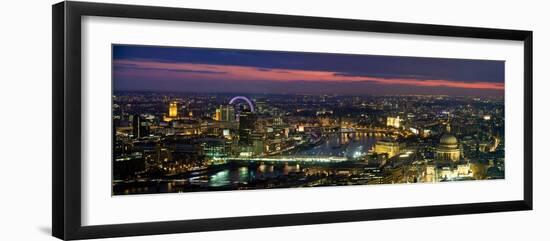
113, 44, 505, 97
113, 89, 504, 99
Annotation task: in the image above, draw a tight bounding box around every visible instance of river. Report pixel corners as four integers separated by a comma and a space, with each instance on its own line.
113, 132, 379, 195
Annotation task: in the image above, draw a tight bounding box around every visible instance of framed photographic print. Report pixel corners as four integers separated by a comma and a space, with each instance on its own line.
52, 1, 533, 240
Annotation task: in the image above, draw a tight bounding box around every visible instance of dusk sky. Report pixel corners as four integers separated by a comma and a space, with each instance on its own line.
113, 45, 504, 96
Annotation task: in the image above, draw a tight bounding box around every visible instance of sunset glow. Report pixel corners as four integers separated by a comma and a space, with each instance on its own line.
113, 45, 504, 96
115, 59, 504, 91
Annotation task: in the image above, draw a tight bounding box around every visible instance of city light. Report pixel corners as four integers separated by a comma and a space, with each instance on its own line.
112, 45, 505, 195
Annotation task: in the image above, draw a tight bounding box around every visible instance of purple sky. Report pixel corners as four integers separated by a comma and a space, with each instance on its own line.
113, 45, 505, 96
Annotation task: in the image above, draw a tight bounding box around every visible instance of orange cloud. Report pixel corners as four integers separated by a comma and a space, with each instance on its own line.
114, 59, 504, 90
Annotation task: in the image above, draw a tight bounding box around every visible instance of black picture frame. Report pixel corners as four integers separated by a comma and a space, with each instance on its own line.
52, 1, 533, 240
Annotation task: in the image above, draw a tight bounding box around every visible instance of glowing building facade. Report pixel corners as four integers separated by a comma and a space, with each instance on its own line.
164, 101, 179, 122
169, 102, 178, 117
215, 105, 236, 122
374, 138, 401, 158
386, 116, 401, 128
435, 124, 461, 162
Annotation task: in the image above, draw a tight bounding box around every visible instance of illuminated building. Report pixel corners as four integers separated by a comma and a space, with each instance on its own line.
319, 117, 331, 127
214, 108, 222, 121
251, 133, 265, 156
373, 138, 401, 158
386, 116, 401, 128
131, 114, 140, 138
169, 102, 178, 117
438, 166, 453, 180
164, 101, 179, 122
316, 109, 333, 115
435, 124, 461, 162
273, 117, 284, 126
239, 148, 253, 157
457, 163, 471, 176
131, 114, 149, 138
255, 99, 267, 113
424, 164, 437, 182
170, 120, 201, 135
425, 162, 473, 182
238, 111, 257, 146
201, 138, 228, 159
215, 105, 236, 122
422, 129, 432, 137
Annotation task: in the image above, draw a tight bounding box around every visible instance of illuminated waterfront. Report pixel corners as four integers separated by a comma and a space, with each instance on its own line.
292, 133, 378, 157
113, 133, 381, 194
112, 45, 505, 195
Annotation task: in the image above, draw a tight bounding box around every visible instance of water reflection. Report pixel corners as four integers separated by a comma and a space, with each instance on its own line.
114, 133, 379, 194
209, 170, 230, 187
294, 132, 377, 157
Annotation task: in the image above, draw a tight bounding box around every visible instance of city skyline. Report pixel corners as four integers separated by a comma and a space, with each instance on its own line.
113, 45, 505, 96
112, 45, 505, 195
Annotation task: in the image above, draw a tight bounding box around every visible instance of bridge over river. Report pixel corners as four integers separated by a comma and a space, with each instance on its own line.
215, 155, 349, 163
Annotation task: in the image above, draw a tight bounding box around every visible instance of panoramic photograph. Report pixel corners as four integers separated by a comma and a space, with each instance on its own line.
112, 44, 505, 195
